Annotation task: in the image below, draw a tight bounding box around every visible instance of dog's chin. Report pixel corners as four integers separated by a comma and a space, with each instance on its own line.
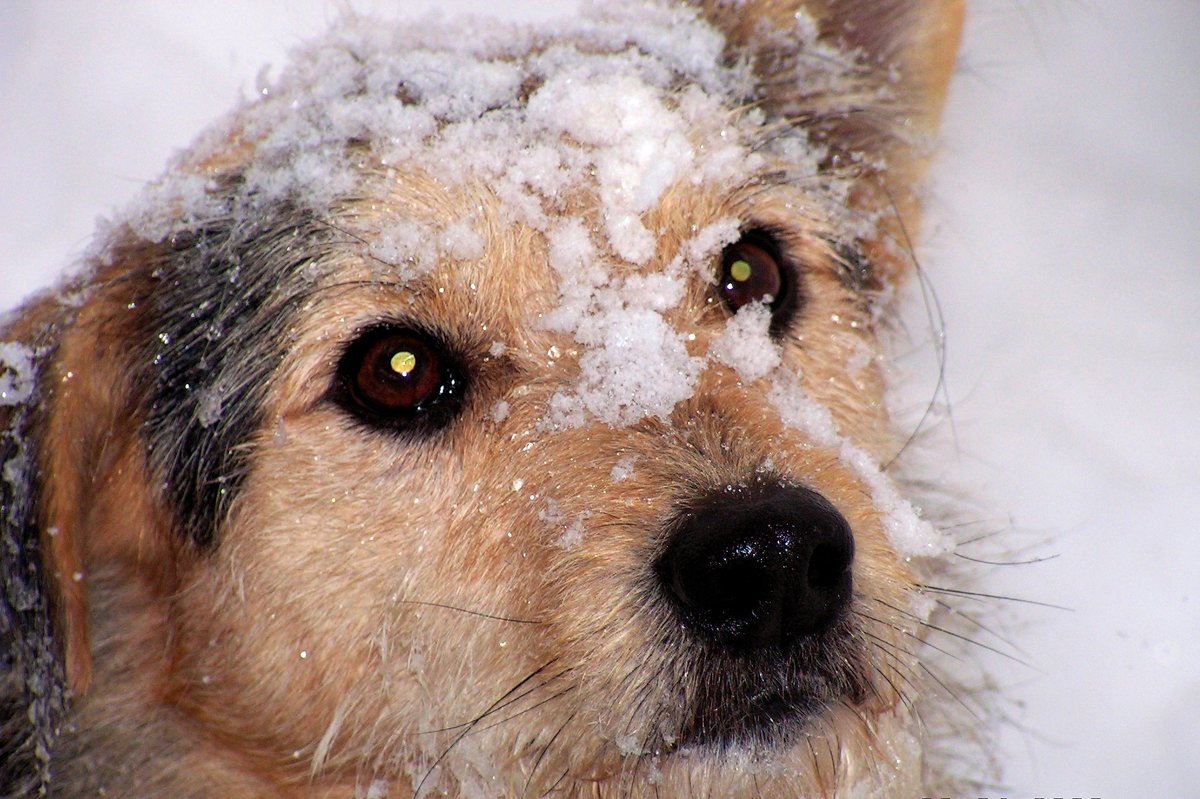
675, 685, 834, 754
636, 619, 872, 759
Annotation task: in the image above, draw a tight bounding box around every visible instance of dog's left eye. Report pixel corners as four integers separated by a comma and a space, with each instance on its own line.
333, 326, 464, 431
716, 231, 800, 335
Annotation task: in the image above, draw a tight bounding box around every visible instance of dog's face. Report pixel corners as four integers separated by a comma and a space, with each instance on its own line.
1, 2, 973, 796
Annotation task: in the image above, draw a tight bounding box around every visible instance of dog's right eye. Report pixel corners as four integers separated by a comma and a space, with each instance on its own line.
333, 326, 465, 433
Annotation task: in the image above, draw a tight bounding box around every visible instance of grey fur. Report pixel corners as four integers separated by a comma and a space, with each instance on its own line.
128, 199, 337, 550
1, 327, 67, 798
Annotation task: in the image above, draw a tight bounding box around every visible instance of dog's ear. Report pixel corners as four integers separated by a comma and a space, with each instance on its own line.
2, 293, 78, 789
703, 1, 962, 130
700, 0, 964, 267
2, 258, 170, 784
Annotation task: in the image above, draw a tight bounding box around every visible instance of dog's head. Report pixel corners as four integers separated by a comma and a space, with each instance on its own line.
1, 1, 972, 796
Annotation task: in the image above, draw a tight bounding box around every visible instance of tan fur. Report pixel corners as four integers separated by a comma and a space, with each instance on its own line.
0, 2, 979, 797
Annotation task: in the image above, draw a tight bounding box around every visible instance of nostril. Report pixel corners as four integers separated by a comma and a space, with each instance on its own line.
655, 484, 855, 651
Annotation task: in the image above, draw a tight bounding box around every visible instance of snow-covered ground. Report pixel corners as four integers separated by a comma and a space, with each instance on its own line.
2, 2, 1196, 795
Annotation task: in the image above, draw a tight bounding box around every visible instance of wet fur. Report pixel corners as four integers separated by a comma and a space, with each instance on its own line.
0, 2, 985, 796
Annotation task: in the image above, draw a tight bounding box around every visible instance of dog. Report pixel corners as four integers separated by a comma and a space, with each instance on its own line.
1, 1, 989, 796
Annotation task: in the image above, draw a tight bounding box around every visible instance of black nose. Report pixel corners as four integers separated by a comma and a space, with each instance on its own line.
654, 484, 854, 650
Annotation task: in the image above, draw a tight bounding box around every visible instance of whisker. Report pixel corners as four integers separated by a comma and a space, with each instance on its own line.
413, 666, 566, 797
917, 661, 981, 721
522, 711, 576, 798
955, 551, 1060, 566
931, 599, 1035, 660
866, 660, 915, 715
857, 628, 923, 688
395, 599, 542, 625
419, 660, 560, 735
879, 185, 955, 471
474, 684, 577, 736
921, 584, 1071, 612
920, 619, 1029, 669
867, 595, 1032, 667
538, 767, 571, 798
853, 606, 962, 662
955, 527, 1021, 547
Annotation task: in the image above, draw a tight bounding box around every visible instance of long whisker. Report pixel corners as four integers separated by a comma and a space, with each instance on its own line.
921, 584, 1071, 611
418, 660, 560, 735
917, 661, 981, 721
521, 711, 577, 798
879, 185, 955, 471
955, 552, 1060, 566
852, 606, 963, 663
872, 597, 1034, 669
474, 684, 577, 736
395, 599, 542, 625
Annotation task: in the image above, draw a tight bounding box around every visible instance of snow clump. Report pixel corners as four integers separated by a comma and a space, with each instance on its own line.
83, 1, 944, 557
107, 2, 784, 431
711, 302, 782, 382
768, 372, 952, 559
0, 342, 36, 407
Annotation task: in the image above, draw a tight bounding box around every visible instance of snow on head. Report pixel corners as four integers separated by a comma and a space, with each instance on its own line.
107, 1, 780, 432
91, 2, 943, 559
548, 302, 704, 428
527, 71, 695, 264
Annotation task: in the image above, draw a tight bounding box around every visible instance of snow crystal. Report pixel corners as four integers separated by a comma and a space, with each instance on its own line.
769, 372, 951, 559
767, 372, 839, 448
907, 589, 937, 622
0, 342, 36, 406
195, 381, 229, 429
439, 218, 485, 262
682, 218, 743, 274
527, 71, 694, 263
537, 498, 564, 527
839, 441, 951, 559
271, 417, 288, 446
620, 272, 687, 313
541, 219, 606, 335
1, 448, 29, 507
845, 337, 876, 378
365, 215, 482, 274
548, 305, 703, 428
557, 516, 586, 550
615, 733, 643, 757
711, 302, 782, 382
610, 455, 639, 483
488, 399, 510, 423
368, 220, 438, 276
537, 498, 588, 549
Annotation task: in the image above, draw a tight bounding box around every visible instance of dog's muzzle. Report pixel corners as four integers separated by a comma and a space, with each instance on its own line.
648, 482, 861, 750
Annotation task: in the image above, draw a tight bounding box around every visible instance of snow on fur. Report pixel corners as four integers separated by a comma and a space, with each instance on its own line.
98, 0, 948, 558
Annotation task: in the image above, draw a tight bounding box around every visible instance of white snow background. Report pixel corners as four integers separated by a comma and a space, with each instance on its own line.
2, 2, 1197, 795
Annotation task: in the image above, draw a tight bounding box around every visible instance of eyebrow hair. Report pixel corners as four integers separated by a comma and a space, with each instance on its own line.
129, 202, 339, 550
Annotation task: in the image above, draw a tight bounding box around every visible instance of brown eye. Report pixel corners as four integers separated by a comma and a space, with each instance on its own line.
716, 231, 800, 336
334, 326, 464, 432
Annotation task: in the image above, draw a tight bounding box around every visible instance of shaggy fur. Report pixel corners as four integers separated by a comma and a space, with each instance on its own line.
0, 2, 990, 796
